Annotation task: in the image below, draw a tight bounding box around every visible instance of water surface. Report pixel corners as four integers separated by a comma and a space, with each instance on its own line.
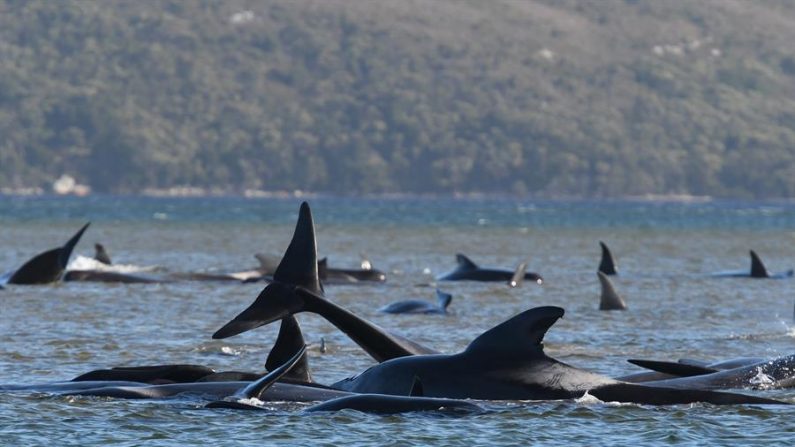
1, 196, 794, 446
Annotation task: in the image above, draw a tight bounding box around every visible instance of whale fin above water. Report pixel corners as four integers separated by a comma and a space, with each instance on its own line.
463, 306, 564, 358
273, 202, 322, 294
94, 243, 112, 265
435, 289, 453, 311
508, 262, 527, 288
598, 241, 617, 275
749, 250, 769, 278
8, 222, 90, 284
628, 359, 718, 377
205, 345, 307, 410
266, 315, 312, 383
455, 254, 479, 272
597, 272, 627, 310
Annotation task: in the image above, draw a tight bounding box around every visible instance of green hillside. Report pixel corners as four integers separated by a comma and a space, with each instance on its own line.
1, 0, 794, 197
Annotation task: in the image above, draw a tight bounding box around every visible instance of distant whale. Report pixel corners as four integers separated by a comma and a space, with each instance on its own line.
712, 250, 793, 279
252, 253, 387, 284
331, 306, 784, 405
4, 223, 90, 285
597, 272, 626, 310
436, 254, 542, 286
380, 289, 452, 314
598, 241, 618, 275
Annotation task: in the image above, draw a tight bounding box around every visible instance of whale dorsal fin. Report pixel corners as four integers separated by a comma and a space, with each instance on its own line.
265, 315, 312, 383
273, 202, 322, 293
9, 222, 90, 284
409, 376, 424, 397
509, 261, 528, 288
94, 243, 112, 265
229, 345, 306, 403
455, 254, 478, 271
254, 253, 279, 274
749, 250, 769, 278
464, 306, 564, 359
627, 359, 717, 377
435, 289, 453, 311
598, 241, 617, 275
598, 272, 627, 310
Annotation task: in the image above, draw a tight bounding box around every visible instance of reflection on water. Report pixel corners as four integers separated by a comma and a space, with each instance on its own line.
1, 196, 794, 445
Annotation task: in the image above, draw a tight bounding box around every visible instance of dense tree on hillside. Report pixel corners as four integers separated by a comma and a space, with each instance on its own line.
0, 0, 793, 198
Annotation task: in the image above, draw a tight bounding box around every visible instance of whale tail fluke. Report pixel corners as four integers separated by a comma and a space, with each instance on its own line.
9, 222, 90, 284
598, 241, 618, 275
274, 202, 322, 293
213, 202, 321, 339
749, 250, 770, 278
265, 315, 312, 383
597, 272, 627, 311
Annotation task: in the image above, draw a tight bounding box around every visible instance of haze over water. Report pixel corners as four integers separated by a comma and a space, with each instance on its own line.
1, 196, 794, 446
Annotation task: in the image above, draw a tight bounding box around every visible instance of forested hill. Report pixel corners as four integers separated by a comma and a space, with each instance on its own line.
1, 1, 794, 198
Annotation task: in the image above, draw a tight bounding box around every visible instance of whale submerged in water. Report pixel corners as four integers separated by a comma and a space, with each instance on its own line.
436, 254, 542, 286
712, 250, 793, 279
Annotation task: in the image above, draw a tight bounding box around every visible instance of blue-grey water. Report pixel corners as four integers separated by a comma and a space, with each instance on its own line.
1, 196, 794, 446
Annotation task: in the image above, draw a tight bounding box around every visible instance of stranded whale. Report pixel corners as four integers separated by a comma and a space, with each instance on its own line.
437, 254, 542, 285
380, 289, 453, 315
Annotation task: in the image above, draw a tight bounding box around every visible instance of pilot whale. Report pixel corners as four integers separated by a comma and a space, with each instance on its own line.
213, 202, 437, 362
712, 250, 793, 279
436, 254, 542, 286
4, 222, 90, 285
331, 306, 784, 405
380, 289, 452, 315
207, 346, 483, 414
621, 355, 795, 390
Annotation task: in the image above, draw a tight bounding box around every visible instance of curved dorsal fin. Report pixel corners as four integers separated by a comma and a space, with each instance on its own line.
509, 261, 527, 288
749, 250, 769, 278
435, 289, 453, 311
464, 306, 564, 359
94, 243, 112, 265
598, 272, 627, 310
598, 241, 617, 275
265, 315, 312, 383
273, 202, 322, 293
455, 254, 478, 271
